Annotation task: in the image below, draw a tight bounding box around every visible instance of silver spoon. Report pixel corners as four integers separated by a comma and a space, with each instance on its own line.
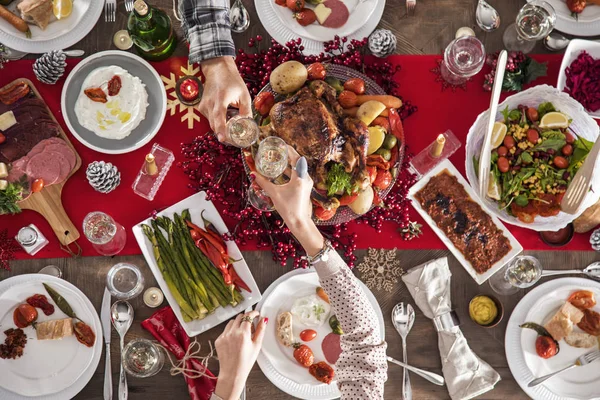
230, 0, 250, 33
541, 262, 600, 278
476, 0, 501, 32
393, 303, 415, 400
543, 31, 570, 51
111, 301, 134, 400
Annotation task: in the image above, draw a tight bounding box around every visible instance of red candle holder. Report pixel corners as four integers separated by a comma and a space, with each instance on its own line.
175, 75, 203, 106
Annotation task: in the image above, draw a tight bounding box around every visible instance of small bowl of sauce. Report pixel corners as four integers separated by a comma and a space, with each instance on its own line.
539, 223, 574, 247
469, 294, 504, 328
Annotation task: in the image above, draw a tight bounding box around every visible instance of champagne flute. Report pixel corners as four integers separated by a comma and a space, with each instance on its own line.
225, 114, 259, 148
503, 1, 556, 54
248, 136, 288, 211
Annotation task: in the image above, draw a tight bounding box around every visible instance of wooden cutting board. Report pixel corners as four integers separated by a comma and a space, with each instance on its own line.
2, 78, 82, 245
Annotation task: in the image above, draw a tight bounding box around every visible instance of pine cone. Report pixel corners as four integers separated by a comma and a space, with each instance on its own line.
368, 29, 397, 58
591, 228, 600, 252
33, 50, 67, 85
86, 161, 121, 194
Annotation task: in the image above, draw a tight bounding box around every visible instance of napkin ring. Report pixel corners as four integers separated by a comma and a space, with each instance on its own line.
433, 310, 460, 332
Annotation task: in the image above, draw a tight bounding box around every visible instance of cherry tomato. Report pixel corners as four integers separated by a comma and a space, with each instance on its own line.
300, 329, 318, 342
338, 90, 358, 108
0, 132, 5, 144
561, 144, 573, 156
526, 107, 539, 122
294, 8, 316, 26
316, 287, 330, 304
503, 135, 516, 149
565, 131, 576, 144
73, 321, 96, 347
553, 156, 569, 169
293, 344, 314, 367
253, 92, 275, 117
526, 129, 540, 143
535, 336, 558, 359
372, 116, 389, 132
13, 304, 38, 329
306, 62, 326, 80
339, 192, 359, 206
286, 0, 304, 11
497, 156, 510, 173
275, 0, 286, 5
314, 206, 336, 221
373, 169, 392, 190
578, 309, 600, 336
366, 166, 377, 184
343, 78, 366, 95
567, 0, 586, 13
568, 290, 596, 310
30, 178, 44, 193
497, 146, 508, 157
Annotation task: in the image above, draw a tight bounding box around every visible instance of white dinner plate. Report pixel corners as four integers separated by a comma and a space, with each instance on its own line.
132, 191, 262, 338
527, 0, 600, 36
506, 277, 600, 400
0, 0, 103, 54
256, 0, 385, 55
256, 268, 385, 399
269, 0, 376, 43
0, 274, 102, 399
408, 159, 523, 285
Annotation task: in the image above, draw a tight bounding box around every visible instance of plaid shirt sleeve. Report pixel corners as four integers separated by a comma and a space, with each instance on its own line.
179, 0, 236, 64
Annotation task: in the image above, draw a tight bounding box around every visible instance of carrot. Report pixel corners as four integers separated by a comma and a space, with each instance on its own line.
0, 6, 31, 38
356, 95, 402, 109
344, 107, 390, 118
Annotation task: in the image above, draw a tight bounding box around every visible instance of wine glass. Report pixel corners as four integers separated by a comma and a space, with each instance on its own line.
503, 1, 556, 54
225, 115, 259, 148
440, 35, 486, 86
489, 255, 543, 295
248, 136, 288, 211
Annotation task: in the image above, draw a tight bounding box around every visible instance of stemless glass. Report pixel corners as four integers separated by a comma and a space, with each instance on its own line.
83, 211, 127, 256
503, 1, 556, 54
123, 338, 164, 378
489, 255, 543, 295
107, 262, 145, 300
440, 36, 486, 86
248, 136, 289, 211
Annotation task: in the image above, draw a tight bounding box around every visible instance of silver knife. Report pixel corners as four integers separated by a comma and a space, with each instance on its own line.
101, 288, 113, 400
478, 50, 508, 200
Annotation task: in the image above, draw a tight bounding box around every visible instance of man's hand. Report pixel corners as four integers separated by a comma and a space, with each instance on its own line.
200, 56, 252, 142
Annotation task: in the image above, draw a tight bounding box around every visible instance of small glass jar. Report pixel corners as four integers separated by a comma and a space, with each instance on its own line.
123, 338, 164, 378
107, 263, 145, 300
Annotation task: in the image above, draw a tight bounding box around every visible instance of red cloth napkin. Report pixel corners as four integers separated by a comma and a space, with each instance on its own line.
141, 307, 217, 400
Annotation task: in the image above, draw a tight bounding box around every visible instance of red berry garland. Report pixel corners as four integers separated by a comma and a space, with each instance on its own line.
179, 37, 418, 268
0, 229, 20, 271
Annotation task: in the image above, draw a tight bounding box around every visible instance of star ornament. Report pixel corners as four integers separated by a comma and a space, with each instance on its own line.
161, 63, 203, 129
357, 248, 404, 292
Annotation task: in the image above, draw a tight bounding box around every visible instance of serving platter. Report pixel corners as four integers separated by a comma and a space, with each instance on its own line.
256, 268, 385, 400
0, 274, 102, 399
0, 0, 103, 53
61, 51, 167, 155
132, 191, 262, 337
528, 0, 600, 36
408, 159, 523, 285
506, 278, 600, 400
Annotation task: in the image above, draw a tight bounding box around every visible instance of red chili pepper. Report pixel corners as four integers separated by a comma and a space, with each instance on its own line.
186, 220, 228, 255
388, 108, 405, 142
228, 265, 251, 293
201, 240, 232, 285
200, 210, 224, 242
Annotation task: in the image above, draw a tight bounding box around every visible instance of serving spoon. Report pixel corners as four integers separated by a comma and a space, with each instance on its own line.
541, 262, 600, 279
111, 301, 134, 400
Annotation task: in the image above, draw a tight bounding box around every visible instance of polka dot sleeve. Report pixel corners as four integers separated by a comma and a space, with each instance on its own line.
314, 250, 388, 400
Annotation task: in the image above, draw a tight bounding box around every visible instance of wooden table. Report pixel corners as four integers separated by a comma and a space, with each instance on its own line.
5, 1, 600, 399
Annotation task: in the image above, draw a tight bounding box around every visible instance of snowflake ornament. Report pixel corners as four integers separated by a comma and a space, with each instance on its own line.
161, 63, 203, 129
357, 248, 404, 292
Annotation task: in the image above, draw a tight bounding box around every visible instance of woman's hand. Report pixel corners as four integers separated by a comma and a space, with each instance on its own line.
213, 311, 267, 400
200, 57, 252, 142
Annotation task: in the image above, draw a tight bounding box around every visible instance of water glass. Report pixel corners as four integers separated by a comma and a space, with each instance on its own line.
123, 338, 164, 378
107, 263, 145, 300
503, 0, 556, 53
440, 36, 486, 86
489, 255, 542, 295
248, 136, 289, 211
225, 115, 259, 148
83, 211, 127, 256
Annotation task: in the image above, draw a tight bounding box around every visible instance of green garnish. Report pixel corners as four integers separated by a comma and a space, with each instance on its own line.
0, 179, 26, 215
326, 163, 353, 197
313, 304, 326, 321
537, 102, 556, 118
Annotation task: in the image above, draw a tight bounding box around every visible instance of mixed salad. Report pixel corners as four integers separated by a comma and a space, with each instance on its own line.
478, 102, 595, 223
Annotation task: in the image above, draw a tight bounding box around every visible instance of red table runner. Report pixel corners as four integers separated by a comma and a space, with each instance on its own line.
0, 55, 597, 260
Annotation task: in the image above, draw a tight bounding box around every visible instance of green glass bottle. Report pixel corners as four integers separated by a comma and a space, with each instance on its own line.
127, 0, 177, 62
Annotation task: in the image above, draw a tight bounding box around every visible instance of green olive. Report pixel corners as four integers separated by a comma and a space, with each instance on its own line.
375, 148, 392, 161
382, 134, 397, 150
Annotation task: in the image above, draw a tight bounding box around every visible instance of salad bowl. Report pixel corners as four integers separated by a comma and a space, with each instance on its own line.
465, 85, 600, 232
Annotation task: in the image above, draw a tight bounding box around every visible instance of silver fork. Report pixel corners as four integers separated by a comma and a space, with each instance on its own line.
393, 303, 415, 400
406, 0, 416, 14
124, 0, 134, 13
561, 134, 600, 214
528, 350, 600, 387
105, 0, 116, 22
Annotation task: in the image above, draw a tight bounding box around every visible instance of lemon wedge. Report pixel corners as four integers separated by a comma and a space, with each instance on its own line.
53, 0, 73, 20
367, 126, 386, 155
540, 112, 569, 129
491, 122, 507, 148
487, 171, 501, 200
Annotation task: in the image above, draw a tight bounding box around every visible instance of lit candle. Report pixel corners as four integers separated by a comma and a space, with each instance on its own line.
176, 75, 202, 106
143, 287, 164, 308
113, 30, 133, 50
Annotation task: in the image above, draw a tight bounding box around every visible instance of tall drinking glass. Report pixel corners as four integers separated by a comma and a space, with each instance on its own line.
489, 255, 543, 295
440, 36, 486, 86
503, 1, 556, 54
248, 136, 289, 211
83, 211, 127, 256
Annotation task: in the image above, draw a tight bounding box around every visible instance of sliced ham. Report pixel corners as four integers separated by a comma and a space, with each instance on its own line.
26, 153, 61, 185
46, 151, 71, 184
322, 332, 342, 364
45, 143, 76, 170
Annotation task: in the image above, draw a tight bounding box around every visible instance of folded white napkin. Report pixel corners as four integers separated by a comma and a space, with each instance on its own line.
401, 257, 501, 400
